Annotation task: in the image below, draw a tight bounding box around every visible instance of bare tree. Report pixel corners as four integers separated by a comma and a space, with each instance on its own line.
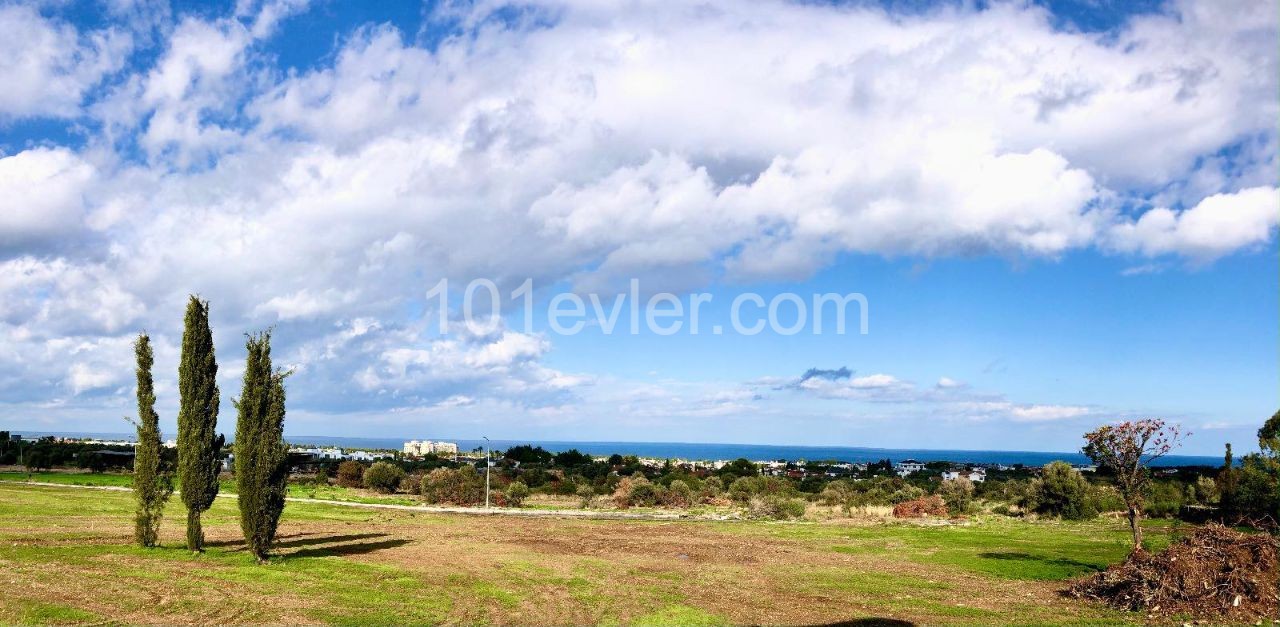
1083, 419, 1185, 551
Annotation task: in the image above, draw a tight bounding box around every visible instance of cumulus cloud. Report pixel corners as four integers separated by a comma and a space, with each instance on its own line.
0, 148, 96, 252
0, 4, 131, 119
1108, 186, 1280, 261
0, 0, 1274, 431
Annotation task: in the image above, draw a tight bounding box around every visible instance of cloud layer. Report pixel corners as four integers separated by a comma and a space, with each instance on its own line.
0, 0, 1274, 441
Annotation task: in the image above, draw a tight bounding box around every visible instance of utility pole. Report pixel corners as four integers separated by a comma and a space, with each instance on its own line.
482, 436, 491, 508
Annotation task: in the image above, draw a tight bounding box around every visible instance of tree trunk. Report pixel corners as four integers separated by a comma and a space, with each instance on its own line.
186, 509, 203, 552
1127, 505, 1143, 552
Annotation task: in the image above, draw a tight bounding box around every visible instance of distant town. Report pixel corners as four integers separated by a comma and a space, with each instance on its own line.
6, 433, 1115, 480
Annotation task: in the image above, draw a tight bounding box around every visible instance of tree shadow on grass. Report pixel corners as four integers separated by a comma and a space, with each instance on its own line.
818, 619, 915, 626
208, 532, 393, 553
978, 551, 1102, 572
285, 537, 411, 559
273, 533, 387, 549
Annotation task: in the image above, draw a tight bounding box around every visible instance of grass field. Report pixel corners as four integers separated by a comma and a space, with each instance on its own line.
0, 481, 1189, 625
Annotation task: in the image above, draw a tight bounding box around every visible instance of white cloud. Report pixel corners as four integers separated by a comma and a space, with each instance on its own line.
0, 4, 132, 119
1108, 186, 1280, 261
0, 0, 1274, 430
0, 148, 96, 251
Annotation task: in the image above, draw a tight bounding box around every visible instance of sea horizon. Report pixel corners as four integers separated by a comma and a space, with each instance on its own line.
6, 429, 1225, 467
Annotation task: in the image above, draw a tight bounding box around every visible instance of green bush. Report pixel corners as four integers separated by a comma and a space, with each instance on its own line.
335, 460, 365, 488
663, 479, 693, 507
421, 466, 485, 505
362, 461, 406, 493
728, 475, 794, 502
747, 495, 807, 520
1032, 461, 1097, 520
938, 477, 975, 515
576, 483, 596, 508
506, 481, 530, 507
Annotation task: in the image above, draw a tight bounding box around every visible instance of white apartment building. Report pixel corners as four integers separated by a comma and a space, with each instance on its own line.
403, 440, 459, 457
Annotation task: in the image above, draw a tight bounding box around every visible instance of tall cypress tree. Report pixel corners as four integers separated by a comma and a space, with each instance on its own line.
234, 331, 290, 562
177, 296, 223, 551
132, 333, 172, 547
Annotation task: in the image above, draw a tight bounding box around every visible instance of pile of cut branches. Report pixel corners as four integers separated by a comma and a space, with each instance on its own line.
1068, 524, 1278, 620
892, 495, 947, 518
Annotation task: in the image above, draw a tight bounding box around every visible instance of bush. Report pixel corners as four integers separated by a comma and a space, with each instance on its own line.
335, 461, 365, 488
1189, 475, 1218, 505
700, 476, 724, 501
747, 495, 807, 520
505, 480, 530, 507
938, 477, 975, 515
612, 475, 659, 508
421, 466, 484, 505
662, 479, 693, 508
1145, 480, 1185, 518
399, 473, 423, 494
728, 475, 794, 503
576, 483, 596, 508
1033, 461, 1098, 520
363, 461, 406, 493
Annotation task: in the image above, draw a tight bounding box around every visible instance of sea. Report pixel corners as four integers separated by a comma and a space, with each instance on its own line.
7, 430, 1224, 467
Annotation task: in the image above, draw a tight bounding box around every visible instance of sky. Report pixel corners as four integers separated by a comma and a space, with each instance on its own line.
0, 0, 1276, 455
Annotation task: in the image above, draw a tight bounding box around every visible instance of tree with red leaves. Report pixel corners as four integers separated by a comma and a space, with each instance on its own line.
1083, 418, 1186, 551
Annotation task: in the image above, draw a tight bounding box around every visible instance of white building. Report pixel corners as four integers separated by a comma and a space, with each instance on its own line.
896, 459, 926, 476
942, 469, 986, 483
403, 440, 459, 457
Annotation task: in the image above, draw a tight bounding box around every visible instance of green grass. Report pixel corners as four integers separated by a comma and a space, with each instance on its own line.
631, 604, 726, 626
723, 515, 1176, 582
0, 482, 1164, 625
6, 599, 100, 625
0, 470, 135, 487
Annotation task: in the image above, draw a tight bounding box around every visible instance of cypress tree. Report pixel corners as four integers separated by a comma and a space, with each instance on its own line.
234, 331, 290, 562
132, 333, 173, 547
177, 296, 223, 551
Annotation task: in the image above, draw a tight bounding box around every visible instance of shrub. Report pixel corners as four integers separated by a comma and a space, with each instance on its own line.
1189, 475, 1218, 505
506, 481, 530, 507
363, 461, 406, 493
747, 495, 807, 520
700, 476, 724, 501
1033, 461, 1098, 520
576, 484, 596, 508
662, 479, 693, 508
938, 477, 975, 515
399, 473, 423, 494
728, 475, 794, 503
612, 475, 659, 508
892, 495, 948, 518
335, 461, 365, 488
421, 466, 484, 505
1145, 480, 1185, 518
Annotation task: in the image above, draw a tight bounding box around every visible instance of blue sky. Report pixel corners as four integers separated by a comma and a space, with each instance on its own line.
0, 0, 1275, 455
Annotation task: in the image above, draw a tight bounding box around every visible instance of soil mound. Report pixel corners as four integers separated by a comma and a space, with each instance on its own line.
1068, 524, 1279, 619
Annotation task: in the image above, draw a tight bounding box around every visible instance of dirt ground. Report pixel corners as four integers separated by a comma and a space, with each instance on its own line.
0, 483, 1148, 625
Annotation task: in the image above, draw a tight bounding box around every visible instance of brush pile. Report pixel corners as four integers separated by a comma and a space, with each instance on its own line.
892, 495, 948, 518
1068, 524, 1279, 620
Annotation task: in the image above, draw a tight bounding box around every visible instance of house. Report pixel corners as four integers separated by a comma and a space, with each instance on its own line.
941, 469, 986, 483
896, 459, 926, 476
